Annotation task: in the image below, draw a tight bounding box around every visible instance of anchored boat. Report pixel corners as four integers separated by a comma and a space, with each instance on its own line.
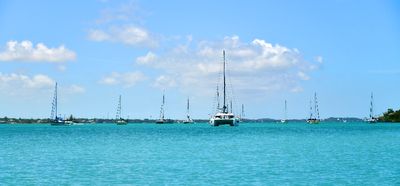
366, 92, 378, 123
307, 92, 320, 124
183, 98, 194, 124
115, 95, 127, 125
210, 50, 239, 126
156, 91, 173, 124
280, 100, 288, 123
50, 82, 70, 126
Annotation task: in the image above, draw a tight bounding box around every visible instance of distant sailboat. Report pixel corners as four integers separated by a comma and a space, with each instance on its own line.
209, 50, 239, 126
366, 92, 378, 123
50, 82, 70, 126
307, 92, 320, 124
156, 91, 172, 124
240, 104, 245, 120
280, 100, 288, 123
183, 98, 194, 124
115, 95, 127, 125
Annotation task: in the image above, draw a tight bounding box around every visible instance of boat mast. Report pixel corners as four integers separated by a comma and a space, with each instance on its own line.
50, 82, 58, 120
284, 100, 287, 121
309, 99, 313, 119
187, 97, 190, 120
230, 100, 233, 113
116, 95, 122, 120
241, 104, 244, 118
370, 92, 374, 119
160, 91, 165, 120
315, 92, 320, 120
223, 50, 227, 113
216, 85, 220, 111
55, 83, 58, 119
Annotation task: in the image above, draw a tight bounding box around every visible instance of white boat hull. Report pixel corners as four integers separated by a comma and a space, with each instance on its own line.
209, 118, 239, 126
307, 118, 320, 124
366, 118, 378, 123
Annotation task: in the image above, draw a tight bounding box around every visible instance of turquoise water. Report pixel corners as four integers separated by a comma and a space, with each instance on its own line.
1, 122, 400, 185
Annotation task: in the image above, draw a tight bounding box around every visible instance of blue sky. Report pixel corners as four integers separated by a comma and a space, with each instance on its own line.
0, 0, 399, 119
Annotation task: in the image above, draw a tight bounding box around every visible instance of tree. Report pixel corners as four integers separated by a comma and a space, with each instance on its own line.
379, 108, 400, 122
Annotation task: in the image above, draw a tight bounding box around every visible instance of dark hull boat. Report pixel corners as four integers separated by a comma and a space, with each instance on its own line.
50, 82, 70, 126
307, 92, 320, 124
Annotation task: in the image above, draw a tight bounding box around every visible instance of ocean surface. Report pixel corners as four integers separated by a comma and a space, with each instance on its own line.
1, 122, 400, 185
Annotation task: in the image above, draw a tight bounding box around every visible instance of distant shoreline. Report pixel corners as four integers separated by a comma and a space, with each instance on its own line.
0, 117, 367, 124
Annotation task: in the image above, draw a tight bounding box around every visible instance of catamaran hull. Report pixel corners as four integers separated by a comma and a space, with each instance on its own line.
155, 119, 174, 124
50, 117, 71, 126
210, 119, 239, 126
307, 119, 320, 124
51, 122, 71, 126
115, 119, 128, 125
366, 118, 378, 123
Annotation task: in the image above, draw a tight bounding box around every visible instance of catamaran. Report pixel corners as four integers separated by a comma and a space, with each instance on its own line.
183, 98, 194, 124
280, 100, 288, 123
307, 92, 320, 124
115, 95, 127, 125
210, 50, 239, 126
366, 92, 378, 123
50, 82, 70, 126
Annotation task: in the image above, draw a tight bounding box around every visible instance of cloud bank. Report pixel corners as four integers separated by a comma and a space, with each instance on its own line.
136, 35, 319, 96
0, 41, 76, 62
88, 25, 158, 48
0, 73, 85, 96
89, 2, 320, 96
0, 73, 54, 89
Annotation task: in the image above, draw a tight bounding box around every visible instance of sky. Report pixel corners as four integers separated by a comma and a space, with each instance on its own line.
0, 0, 399, 119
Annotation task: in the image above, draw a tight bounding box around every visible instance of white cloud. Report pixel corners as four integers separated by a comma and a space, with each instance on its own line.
136, 51, 157, 64
0, 73, 85, 96
0, 73, 54, 98
87, 30, 110, 41
136, 35, 320, 96
315, 56, 323, 63
153, 75, 176, 89
0, 40, 76, 62
89, 2, 156, 48
88, 25, 158, 48
95, 1, 145, 24
0, 73, 54, 89
290, 86, 304, 93
297, 71, 310, 80
65, 84, 86, 94
99, 71, 146, 88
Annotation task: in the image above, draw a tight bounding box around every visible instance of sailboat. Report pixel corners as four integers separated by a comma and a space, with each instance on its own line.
240, 104, 245, 120
115, 95, 127, 125
210, 50, 239, 126
156, 91, 173, 124
50, 82, 70, 126
183, 98, 194, 124
307, 92, 320, 124
366, 92, 378, 123
280, 100, 288, 123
